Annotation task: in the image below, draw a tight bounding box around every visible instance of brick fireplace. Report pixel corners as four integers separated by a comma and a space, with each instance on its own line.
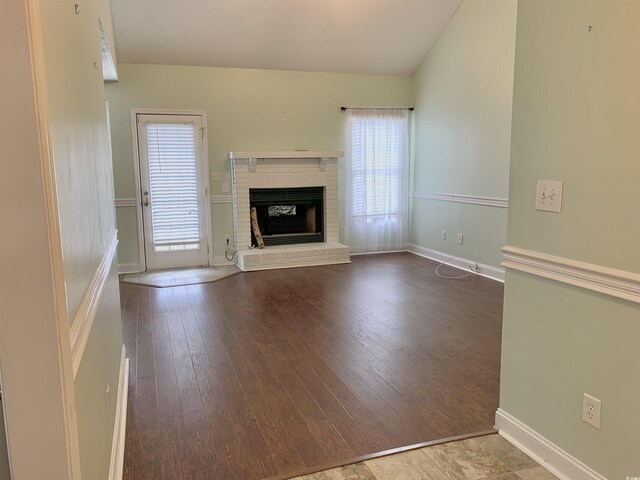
229, 150, 351, 271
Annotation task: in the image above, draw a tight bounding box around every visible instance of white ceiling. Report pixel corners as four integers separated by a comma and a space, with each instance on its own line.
110, 0, 462, 75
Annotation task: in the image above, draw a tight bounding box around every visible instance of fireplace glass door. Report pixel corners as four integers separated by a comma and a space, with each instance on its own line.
250, 187, 324, 246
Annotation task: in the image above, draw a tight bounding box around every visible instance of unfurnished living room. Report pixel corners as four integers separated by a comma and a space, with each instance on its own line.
1, 1, 639, 480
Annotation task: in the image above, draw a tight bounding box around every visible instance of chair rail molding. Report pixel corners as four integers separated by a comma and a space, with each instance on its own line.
69, 229, 119, 376
114, 198, 137, 207
411, 192, 508, 208
210, 194, 232, 204
502, 245, 640, 304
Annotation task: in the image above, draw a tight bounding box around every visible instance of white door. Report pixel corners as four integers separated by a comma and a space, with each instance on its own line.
137, 114, 209, 270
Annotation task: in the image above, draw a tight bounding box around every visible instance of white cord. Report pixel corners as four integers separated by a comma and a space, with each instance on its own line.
224, 241, 237, 262
435, 254, 478, 280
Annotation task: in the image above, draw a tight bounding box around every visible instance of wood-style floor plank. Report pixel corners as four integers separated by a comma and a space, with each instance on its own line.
122, 253, 503, 480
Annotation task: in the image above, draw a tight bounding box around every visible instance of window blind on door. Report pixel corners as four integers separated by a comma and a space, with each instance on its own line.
146, 123, 201, 251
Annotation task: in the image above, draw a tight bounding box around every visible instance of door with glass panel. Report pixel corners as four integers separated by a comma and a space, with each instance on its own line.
137, 114, 208, 270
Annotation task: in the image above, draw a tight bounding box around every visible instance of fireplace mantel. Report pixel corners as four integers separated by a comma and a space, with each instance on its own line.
229, 150, 343, 160
229, 149, 350, 271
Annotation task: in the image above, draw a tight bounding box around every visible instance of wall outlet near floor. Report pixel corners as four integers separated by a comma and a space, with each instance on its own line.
457, 233, 463, 245
582, 393, 601, 429
536, 180, 563, 212
340, 226, 345, 236
441, 231, 447, 240
222, 182, 229, 193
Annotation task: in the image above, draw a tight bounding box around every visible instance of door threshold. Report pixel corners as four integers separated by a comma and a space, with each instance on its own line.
120, 265, 240, 288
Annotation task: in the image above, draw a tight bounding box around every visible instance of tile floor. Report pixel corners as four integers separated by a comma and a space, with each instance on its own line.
120, 265, 240, 288
291, 434, 557, 480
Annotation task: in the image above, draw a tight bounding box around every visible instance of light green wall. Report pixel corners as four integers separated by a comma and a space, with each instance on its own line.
409, 0, 517, 268
40, 0, 117, 320
501, 1, 640, 478
74, 260, 122, 479
106, 63, 413, 261
39, 0, 124, 477
506, 0, 640, 273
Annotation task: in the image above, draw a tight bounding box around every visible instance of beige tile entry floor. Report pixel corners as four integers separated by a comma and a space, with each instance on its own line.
292, 434, 558, 480
120, 265, 240, 288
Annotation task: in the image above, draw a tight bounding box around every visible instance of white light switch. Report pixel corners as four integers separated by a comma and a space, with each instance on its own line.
210, 171, 221, 181
536, 180, 563, 213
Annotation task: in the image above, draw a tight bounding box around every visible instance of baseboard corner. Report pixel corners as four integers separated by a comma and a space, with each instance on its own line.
495, 408, 607, 480
118, 262, 142, 275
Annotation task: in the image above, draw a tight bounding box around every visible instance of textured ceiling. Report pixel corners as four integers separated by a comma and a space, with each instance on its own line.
110, 0, 462, 75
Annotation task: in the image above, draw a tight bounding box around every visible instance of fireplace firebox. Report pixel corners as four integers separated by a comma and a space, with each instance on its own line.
249, 187, 324, 246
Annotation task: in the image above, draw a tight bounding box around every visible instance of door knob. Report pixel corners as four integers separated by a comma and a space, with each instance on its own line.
143, 191, 150, 207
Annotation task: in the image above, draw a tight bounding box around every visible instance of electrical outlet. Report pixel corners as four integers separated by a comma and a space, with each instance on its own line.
536, 180, 563, 212
222, 182, 229, 193
582, 393, 601, 429
441, 231, 446, 240
457, 234, 463, 245
225, 234, 230, 245
106, 385, 111, 408
340, 226, 345, 236
210, 171, 221, 181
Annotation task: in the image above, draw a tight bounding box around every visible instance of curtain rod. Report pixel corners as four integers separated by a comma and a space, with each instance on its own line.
340, 106, 414, 111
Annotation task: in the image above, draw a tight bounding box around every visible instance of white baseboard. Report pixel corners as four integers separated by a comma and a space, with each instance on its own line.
407, 243, 504, 282
108, 347, 129, 480
118, 263, 142, 274
350, 249, 408, 256
212, 255, 236, 266
495, 409, 607, 480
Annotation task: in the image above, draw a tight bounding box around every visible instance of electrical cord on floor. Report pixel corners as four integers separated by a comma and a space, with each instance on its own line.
435, 254, 479, 280
225, 239, 237, 262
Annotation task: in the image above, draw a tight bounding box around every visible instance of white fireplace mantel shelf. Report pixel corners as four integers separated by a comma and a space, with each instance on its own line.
229, 150, 343, 160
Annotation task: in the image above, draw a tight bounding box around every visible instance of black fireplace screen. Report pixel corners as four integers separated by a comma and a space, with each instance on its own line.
249, 187, 324, 246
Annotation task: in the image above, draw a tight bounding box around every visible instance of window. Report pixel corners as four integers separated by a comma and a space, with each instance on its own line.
345, 109, 409, 252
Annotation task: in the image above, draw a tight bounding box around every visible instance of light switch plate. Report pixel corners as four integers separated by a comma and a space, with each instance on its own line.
210, 171, 221, 181
536, 180, 563, 212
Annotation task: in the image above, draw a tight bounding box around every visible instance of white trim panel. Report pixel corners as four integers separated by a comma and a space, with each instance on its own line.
502, 246, 640, 304
411, 192, 508, 208
210, 194, 232, 204
69, 230, 118, 377
229, 150, 343, 160
118, 262, 142, 274
108, 347, 129, 480
408, 243, 505, 282
495, 409, 607, 480
114, 198, 136, 207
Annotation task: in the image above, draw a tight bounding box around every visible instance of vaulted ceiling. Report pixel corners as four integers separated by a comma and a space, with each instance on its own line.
110, 0, 462, 75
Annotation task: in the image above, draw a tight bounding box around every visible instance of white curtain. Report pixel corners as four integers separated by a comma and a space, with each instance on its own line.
345, 108, 409, 253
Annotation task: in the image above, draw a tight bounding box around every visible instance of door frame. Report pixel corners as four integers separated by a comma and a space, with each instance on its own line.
130, 108, 213, 271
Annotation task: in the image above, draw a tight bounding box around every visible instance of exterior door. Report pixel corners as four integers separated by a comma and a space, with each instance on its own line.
137, 114, 208, 270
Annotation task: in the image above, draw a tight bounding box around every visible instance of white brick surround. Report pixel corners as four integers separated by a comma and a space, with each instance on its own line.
229, 151, 350, 271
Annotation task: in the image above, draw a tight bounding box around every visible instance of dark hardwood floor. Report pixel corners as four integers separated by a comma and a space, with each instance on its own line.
121, 252, 504, 480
